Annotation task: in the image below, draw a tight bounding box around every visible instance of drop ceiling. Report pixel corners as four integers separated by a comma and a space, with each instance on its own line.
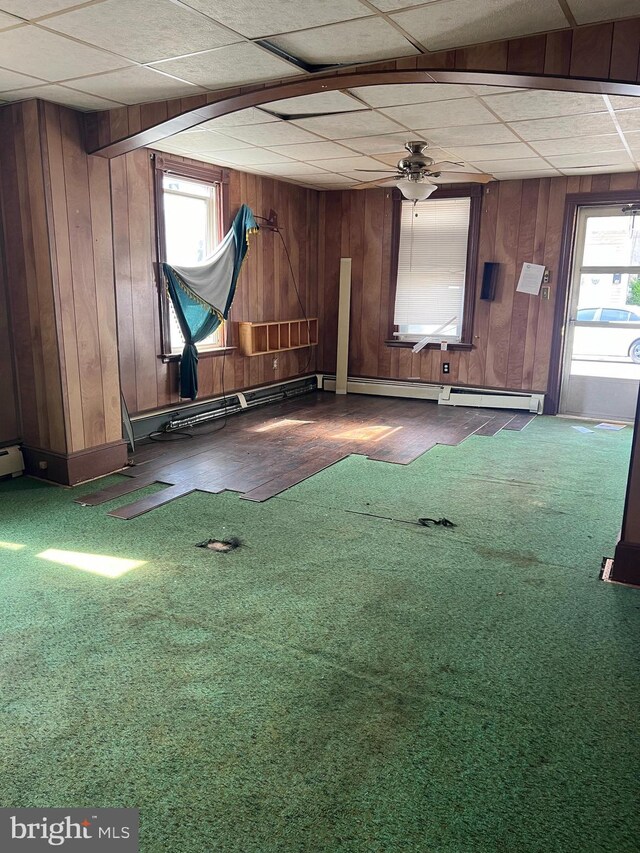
0, 0, 638, 186
152, 85, 640, 187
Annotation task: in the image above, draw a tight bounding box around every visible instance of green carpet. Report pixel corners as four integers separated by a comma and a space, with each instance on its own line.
0, 413, 638, 852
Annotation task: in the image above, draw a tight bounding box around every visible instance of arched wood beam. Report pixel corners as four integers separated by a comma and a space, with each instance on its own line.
85, 18, 640, 158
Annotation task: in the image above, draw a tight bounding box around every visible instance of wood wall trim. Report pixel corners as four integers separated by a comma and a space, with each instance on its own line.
84, 17, 640, 158
22, 438, 128, 485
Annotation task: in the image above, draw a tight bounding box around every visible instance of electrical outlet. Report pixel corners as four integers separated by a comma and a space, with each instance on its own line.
442, 362, 450, 374
272, 357, 278, 370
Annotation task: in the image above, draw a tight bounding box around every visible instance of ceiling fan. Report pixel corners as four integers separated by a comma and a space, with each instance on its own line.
352, 141, 494, 200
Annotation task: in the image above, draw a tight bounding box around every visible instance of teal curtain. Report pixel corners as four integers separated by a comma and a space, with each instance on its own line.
163, 204, 258, 400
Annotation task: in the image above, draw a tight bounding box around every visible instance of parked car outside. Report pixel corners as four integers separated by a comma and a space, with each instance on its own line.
574, 306, 640, 363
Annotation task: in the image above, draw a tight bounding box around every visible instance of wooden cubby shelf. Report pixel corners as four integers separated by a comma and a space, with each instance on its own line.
238, 319, 318, 357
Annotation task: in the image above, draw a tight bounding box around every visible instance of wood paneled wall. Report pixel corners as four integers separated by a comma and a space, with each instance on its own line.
317, 171, 640, 394
40, 102, 122, 453
0, 100, 67, 453
0, 99, 123, 475
111, 149, 319, 416
0, 234, 19, 446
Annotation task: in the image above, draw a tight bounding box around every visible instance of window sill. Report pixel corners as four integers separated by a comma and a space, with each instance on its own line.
385, 340, 473, 351
159, 346, 236, 363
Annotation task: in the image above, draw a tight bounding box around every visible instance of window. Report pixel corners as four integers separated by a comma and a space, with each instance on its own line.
601, 308, 633, 323
155, 154, 227, 356
391, 188, 481, 347
576, 308, 597, 321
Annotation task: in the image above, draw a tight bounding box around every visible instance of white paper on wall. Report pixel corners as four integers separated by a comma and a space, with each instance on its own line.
516, 263, 545, 296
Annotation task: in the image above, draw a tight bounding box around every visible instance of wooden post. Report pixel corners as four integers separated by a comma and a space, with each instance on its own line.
335, 258, 352, 395
610, 386, 640, 585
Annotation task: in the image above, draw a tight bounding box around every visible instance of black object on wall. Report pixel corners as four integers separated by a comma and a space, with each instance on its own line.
480, 262, 499, 301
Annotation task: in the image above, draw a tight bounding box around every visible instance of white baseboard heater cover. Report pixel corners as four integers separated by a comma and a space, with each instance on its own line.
0, 445, 24, 478
322, 376, 544, 413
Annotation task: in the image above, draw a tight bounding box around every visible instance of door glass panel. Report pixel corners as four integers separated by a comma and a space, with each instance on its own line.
582, 215, 640, 266
571, 272, 640, 379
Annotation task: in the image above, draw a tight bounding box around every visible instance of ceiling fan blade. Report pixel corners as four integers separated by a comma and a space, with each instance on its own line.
430, 171, 493, 184
354, 168, 401, 173
352, 177, 400, 189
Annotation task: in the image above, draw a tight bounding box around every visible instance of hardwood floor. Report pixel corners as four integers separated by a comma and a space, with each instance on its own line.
75, 392, 535, 518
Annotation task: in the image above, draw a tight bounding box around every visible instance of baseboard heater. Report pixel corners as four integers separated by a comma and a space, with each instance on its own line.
130, 375, 317, 439
320, 375, 544, 413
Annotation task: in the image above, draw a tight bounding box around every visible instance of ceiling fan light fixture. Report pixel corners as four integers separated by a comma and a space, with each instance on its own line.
397, 177, 437, 201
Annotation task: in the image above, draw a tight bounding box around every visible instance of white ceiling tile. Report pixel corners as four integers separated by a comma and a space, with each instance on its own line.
615, 110, 640, 133
293, 111, 405, 139
43, 0, 241, 64
381, 98, 499, 128
366, 0, 436, 8
547, 150, 634, 169
483, 90, 608, 121
0, 24, 131, 81
211, 148, 295, 166
306, 155, 396, 172
341, 170, 398, 182
150, 42, 300, 89
199, 108, 279, 129
222, 121, 324, 146
508, 112, 616, 141
0, 1, 82, 16
469, 156, 548, 172
160, 130, 252, 153
0, 83, 123, 109
292, 173, 355, 185
391, 0, 567, 51
466, 85, 525, 95
337, 133, 415, 154
0, 10, 19, 27
560, 164, 636, 175
491, 169, 560, 180
529, 134, 626, 155
181, 0, 370, 38
349, 83, 470, 108
0, 68, 45, 90
608, 95, 640, 111
565, 0, 640, 25
247, 161, 331, 176
65, 66, 204, 105
263, 91, 365, 116
267, 18, 418, 64
444, 141, 534, 160
266, 140, 357, 160
624, 131, 640, 152
422, 123, 520, 147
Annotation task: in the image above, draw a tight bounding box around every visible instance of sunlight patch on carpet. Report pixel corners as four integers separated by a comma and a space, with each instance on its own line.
36, 549, 146, 578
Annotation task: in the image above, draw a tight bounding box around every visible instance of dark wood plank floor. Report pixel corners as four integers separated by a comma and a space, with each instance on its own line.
76, 392, 534, 518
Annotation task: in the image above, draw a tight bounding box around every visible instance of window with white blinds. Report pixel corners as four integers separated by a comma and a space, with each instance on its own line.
394, 197, 471, 342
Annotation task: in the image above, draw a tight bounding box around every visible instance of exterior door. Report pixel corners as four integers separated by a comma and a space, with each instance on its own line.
560, 205, 640, 421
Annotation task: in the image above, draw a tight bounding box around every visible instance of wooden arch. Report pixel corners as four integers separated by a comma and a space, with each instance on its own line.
85, 18, 640, 158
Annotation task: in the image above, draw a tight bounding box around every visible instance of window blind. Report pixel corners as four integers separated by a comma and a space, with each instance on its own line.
394, 197, 471, 334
